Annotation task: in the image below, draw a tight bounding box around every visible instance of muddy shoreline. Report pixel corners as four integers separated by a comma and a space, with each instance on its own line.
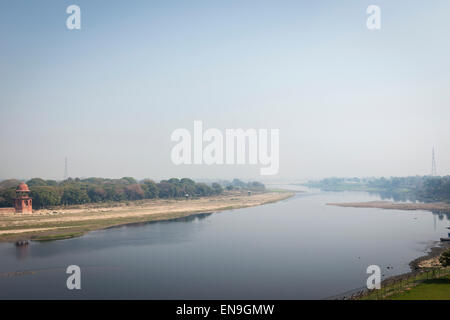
409, 242, 450, 271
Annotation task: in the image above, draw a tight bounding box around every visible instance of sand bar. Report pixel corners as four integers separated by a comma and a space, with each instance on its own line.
327, 201, 450, 212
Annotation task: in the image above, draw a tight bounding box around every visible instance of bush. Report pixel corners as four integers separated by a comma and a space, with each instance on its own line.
439, 249, 450, 267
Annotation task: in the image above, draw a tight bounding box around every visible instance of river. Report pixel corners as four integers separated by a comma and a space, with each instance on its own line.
0, 186, 448, 299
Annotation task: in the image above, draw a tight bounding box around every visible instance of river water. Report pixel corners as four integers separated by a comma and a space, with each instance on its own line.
0, 186, 449, 299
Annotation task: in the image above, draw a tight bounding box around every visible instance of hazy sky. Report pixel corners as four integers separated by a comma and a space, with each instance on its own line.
1, 0, 449, 181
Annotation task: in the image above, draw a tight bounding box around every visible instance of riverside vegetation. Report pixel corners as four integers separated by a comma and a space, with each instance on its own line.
304, 176, 450, 203
0, 177, 265, 209
359, 248, 450, 300
0, 177, 293, 242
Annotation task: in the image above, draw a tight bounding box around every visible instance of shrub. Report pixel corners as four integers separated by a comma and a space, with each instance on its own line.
439, 249, 450, 267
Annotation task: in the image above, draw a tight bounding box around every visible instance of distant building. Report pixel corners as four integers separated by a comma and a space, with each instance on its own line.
14, 183, 32, 214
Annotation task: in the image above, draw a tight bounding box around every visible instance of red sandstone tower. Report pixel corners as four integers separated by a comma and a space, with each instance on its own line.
14, 183, 32, 214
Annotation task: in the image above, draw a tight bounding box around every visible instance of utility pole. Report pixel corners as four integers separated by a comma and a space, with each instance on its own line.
64, 157, 68, 180
431, 147, 437, 176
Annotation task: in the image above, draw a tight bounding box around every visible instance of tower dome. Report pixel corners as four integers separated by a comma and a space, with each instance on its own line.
16, 183, 30, 192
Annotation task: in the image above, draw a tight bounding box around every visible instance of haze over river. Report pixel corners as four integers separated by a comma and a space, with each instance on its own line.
0, 186, 449, 299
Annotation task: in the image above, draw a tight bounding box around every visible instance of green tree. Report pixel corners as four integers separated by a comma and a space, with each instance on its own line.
168, 178, 181, 184
105, 185, 127, 202
231, 179, 246, 188
0, 179, 21, 189
26, 178, 48, 187
158, 182, 176, 198
87, 186, 107, 202
212, 183, 223, 195
180, 178, 195, 186
141, 179, 159, 199
45, 180, 58, 186
61, 186, 90, 205
30, 186, 61, 208
439, 249, 450, 267
120, 177, 138, 185
180, 178, 196, 196
248, 181, 265, 191
195, 183, 213, 196
0, 188, 16, 207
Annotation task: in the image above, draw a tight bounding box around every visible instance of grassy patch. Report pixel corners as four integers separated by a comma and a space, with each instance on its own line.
33, 232, 84, 242
360, 268, 450, 300
387, 275, 450, 300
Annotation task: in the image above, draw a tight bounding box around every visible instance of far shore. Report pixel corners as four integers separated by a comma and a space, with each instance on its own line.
0, 190, 294, 242
327, 200, 450, 212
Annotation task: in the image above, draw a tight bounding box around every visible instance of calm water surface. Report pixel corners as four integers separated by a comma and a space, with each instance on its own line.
0, 187, 449, 299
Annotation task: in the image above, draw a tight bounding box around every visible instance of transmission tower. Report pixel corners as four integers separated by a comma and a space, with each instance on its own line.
431, 147, 437, 176
64, 157, 68, 180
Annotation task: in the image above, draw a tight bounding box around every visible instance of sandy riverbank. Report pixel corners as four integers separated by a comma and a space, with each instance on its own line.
327, 201, 450, 212
0, 191, 293, 242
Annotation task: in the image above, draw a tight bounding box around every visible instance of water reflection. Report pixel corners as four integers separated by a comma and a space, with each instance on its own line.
369, 190, 419, 202
14, 241, 30, 260
369, 189, 450, 211
107, 211, 214, 230
369, 190, 450, 223
431, 210, 450, 221
8, 212, 217, 260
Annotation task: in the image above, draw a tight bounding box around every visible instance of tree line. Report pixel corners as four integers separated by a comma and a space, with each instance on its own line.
0, 177, 265, 209
305, 176, 450, 203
